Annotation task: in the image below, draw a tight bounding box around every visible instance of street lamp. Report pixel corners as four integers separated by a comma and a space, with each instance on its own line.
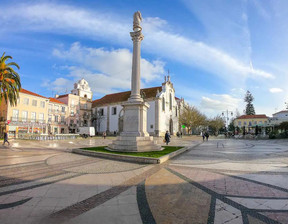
222, 110, 233, 129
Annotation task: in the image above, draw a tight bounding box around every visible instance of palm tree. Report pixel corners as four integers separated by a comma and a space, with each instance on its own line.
0, 52, 21, 106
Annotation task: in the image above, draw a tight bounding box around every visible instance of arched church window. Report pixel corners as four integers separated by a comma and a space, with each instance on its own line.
162, 97, 165, 111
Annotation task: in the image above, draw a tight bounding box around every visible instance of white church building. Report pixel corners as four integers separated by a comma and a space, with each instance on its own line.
92, 76, 183, 136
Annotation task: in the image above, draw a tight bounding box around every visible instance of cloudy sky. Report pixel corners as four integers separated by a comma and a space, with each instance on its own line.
1, 0, 288, 117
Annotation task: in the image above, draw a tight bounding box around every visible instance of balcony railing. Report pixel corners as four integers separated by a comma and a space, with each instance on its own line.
10, 117, 46, 123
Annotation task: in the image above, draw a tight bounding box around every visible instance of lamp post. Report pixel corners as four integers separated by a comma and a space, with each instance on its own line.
222, 110, 233, 129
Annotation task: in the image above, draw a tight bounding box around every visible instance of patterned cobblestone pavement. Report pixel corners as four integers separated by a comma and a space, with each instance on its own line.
0, 137, 288, 223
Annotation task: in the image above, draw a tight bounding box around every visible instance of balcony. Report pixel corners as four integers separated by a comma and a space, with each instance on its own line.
10, 117, 46, 124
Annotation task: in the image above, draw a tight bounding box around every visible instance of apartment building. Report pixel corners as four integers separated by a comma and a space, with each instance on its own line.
56, 79, 93, 133
0, 89, 50, 138
48, 98, 69, 134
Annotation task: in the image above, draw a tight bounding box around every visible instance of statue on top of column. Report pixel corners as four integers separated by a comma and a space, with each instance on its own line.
133, 11, 142, 32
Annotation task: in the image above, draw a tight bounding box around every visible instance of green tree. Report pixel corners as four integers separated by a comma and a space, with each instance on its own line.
244, 90, 255, 115
208, 115, 225, 135
179, 105, 207, 134
0, 52, 21, 106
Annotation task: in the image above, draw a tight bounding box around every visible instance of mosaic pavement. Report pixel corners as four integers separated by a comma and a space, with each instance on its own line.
0, 137, 287, 223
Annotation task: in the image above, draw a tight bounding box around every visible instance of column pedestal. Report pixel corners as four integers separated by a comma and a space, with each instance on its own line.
108, 101, 162, 152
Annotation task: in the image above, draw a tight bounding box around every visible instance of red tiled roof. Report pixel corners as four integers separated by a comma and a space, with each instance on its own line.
49, 97, 66, 105
236, 114, 269, 119
20, 88, 47, 99
273, 110, 288, 116
57, 94, 69, 98
93, 86, 162, 107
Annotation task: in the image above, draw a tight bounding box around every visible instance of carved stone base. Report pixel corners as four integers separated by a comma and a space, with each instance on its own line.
108, 100, 161, 152
108, 136, 162, 152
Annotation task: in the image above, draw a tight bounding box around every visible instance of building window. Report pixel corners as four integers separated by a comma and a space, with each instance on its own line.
55, 105, 59, 112
22, 111, 28, 122
48, 104, 52, 113
61, 116, 65, 123
162, 97, 165, 111
244, 121, 247, 126
54, 115, 58, 122
32, 100, 37, 107
259, 121, 263, 125
61, 106, 65, 113
112, 107, 117, 115
31, 112, 36, 122
169, 93, 172, 110
40, 101, 45, 108
12, 109, 19, 121
238, 121, 241, 126
84, 104, 87, 109
249, 121, 252, 126
254, 121, 257, 125
150, 125, 154, 129
39, 113, 44, 123
48, 115, 52, 122
71, 110, 74, 116
71, 99, 75, 106
99, 108, 104, 116
23, 98, 29, 105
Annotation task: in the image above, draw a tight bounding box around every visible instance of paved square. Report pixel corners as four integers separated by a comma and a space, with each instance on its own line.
0, 137, 288, 223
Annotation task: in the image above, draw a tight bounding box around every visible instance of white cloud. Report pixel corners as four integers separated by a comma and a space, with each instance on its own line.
269, 88, 283, 93
51, 42, 165, 94
200, 94, 242, 116
0, 2, 274, 85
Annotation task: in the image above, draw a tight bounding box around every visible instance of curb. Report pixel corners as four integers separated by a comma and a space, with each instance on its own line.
72, 143, 201, 164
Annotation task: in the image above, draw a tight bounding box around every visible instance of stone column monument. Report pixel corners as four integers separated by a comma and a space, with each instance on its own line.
108, 11, 161, 152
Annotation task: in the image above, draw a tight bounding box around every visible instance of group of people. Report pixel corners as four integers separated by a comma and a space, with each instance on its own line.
202, 131, 209, 141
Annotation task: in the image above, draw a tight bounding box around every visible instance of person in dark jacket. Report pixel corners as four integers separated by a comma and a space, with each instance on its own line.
3, 131, 10, 146
205, 132, 209, 141
165, 131, 171, 145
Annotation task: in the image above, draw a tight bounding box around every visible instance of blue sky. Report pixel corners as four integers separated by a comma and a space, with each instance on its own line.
1, 0, 288, 117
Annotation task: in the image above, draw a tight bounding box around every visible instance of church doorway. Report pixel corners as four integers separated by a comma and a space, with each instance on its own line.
169, 119, 173, 135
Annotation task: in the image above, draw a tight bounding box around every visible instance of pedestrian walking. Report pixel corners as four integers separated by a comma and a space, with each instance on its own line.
102, 131, 106, 139
202, 132, 205, 141
3, 131, 10, 146
205, 132, 209, 141
165, 131, 170, 145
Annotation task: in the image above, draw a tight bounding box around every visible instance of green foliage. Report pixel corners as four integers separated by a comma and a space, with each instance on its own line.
179, 104, 207, 133
81, 146, 183, 158
208, 115, 225, 135
244, 90, 255, 115
278, 121, 288, 131
0, 52, 21, 106
269, 131, 276, 139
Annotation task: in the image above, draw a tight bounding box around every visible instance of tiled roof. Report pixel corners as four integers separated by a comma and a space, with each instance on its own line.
273, 110, 288, 116
93, 86, 162, 107
49, 97, 66, 105
57, 94, 69, 98
20, 88, 47, 99
236, 114, 269, 119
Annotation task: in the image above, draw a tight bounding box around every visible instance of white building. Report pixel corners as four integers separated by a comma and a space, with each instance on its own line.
268, 110, 288, 126
92, 76, 183, 136
56, 79, 93, 133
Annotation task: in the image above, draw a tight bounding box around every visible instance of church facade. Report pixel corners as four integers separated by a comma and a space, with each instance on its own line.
92, 76, 183, 136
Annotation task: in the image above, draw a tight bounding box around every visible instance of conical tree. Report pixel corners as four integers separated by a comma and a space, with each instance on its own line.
0, 53, 21, 106
244, 90, 255, 115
